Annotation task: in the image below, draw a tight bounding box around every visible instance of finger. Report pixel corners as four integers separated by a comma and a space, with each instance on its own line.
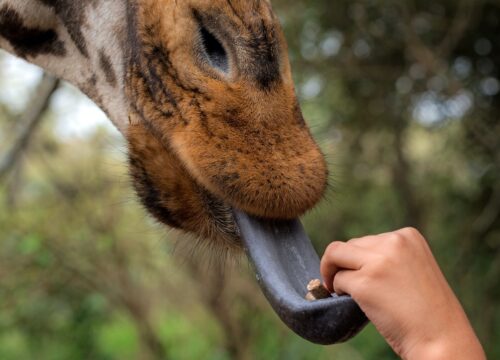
348, 233, 392, 248
320, 242, 371, 292
333, 269, 358, 297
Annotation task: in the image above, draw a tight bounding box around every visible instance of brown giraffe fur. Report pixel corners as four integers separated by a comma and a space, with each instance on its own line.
0, 0, 328, 249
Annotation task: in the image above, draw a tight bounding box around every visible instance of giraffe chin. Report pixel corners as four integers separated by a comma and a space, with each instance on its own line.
127, 122, 240, 250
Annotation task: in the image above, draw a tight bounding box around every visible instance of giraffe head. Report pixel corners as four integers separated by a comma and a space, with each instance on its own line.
126, 0, 327, 248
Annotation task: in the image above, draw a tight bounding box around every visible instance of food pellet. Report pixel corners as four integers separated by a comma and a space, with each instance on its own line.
305, 279, 332, 300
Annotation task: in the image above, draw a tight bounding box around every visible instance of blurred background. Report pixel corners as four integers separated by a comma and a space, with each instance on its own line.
0, 0, 498, 359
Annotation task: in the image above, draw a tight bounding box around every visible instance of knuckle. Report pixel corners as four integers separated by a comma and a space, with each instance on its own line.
381, 236, 405, 262
365, 258, 386, 279
401, 227, 421, 239
388, 232, 407, 250
325, 241, 343, 255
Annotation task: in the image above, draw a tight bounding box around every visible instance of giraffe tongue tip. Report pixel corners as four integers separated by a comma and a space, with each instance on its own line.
233, 210, 368, 345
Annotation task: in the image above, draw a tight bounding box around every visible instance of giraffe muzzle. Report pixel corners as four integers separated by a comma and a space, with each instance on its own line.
234, 210, 368, 345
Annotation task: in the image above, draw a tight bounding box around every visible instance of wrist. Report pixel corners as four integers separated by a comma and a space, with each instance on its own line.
402, 328, 485, 360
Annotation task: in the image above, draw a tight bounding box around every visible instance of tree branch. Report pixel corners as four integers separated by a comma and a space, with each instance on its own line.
0, 74, 60, 181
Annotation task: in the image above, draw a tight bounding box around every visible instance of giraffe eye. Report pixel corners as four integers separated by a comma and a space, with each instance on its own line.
199, 26, 229, 74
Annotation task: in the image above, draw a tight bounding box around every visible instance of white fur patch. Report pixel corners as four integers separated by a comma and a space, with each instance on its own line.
0, 0, 129, 134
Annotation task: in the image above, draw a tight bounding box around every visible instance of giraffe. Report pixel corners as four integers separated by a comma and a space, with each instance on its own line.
0, 0, 367, 344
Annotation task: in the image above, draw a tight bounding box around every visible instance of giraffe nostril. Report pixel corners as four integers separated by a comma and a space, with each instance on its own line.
199, 25, 229, 73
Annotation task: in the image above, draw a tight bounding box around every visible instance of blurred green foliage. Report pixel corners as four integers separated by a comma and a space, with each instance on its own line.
0, 0, 499, 359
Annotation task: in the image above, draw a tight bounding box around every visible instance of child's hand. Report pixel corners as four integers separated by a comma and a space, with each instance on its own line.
320, 228, 485, 359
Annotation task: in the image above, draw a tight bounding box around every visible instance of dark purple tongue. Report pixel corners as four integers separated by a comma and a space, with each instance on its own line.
234, 210, 368, 345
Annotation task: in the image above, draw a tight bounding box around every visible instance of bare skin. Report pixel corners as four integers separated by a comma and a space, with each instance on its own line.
320, 227, 486, 360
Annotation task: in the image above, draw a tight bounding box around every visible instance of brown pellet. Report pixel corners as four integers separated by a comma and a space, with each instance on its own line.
305, 279, 332, 300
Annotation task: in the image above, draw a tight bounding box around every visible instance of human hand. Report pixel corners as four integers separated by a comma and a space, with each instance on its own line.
320, 228, 485, 360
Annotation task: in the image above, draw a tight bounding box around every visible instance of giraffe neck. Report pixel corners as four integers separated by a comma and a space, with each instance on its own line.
0, 0, 130, 133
